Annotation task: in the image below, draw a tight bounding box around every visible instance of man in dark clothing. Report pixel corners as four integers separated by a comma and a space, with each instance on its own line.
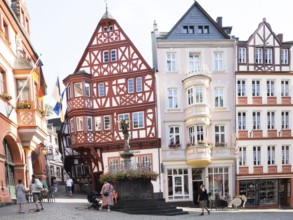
198, 184, 210, 216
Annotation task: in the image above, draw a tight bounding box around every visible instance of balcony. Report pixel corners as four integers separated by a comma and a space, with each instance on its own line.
182, 67, 212, 81
17, 108, 48, 146
184, 105, 210, 124
186, 142, 211, 167
67, 97, 93, 112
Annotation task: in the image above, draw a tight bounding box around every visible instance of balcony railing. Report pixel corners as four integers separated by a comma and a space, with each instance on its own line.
182, 66, 212, 81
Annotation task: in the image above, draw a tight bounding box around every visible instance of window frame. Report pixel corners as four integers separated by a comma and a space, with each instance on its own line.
167, 88, 178, 109
104, 115, 111, 130
98, 82, 105, 97
213, 52, 224, 71
215, 125, 225, 145
74, 82, 83, 97
253, 146, 261, 165
239, 147, 247, 166
239, 47, 247, 63
76, 117, 84, 131
103, 50, 109, 63
237, 80, 246, 96
95, 116, 102, 131
238, 112, 246, 130
252, 80, 260, 96
253, 112, 261, 129
166, 53, 176, 72
84, 82, 90, 97
87, 116, 93, 131
267, 146, 275, 165
214, 87, 224, 107
132, 111, 144, 129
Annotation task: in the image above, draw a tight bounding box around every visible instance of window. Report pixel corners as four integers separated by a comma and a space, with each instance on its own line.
189, 53, 200, 72
215, 125, 225, 145
253, 146, 261, 165
167, 168, 189, 199
198, 25, 209, 34
104, 116, 111, 130
67, 85, 72, 99
188, 126, 195, 145
136, 77, 142, 92
0, 70, 5, 93
213, 52, 223, 71
239, 48, 247, 63
76, 117, 83, 131
238, 112, 246, 130
239, 147, 246, 166
282, 112, 289, 129
98, 83, 105, 97
87, 116, 93, 131
237, 80, 246, 96
74, 82, 82, 97
187, 88, 194, 105
111, 49, 117, 62
66, 135, 72, 146
208, 167, 229, 198
281, 49, 289, 64
70, 118, 74, 133
281, 80, 289, 96
132, 112, 144, 128
95, 116, 102, 131
169, 126, 180, 148
214, 88, 224, 107
252, 80, 260, 96
183, 25, 194, 34
253, 112, 261, 129
195, 85, 203, 103
267, 146, 275, 165
255, 48, 263, 64
166, 53, 176, 72
168, 88, 178, 109
118, 113, 130, 130
267, 112, 275, 129
16, 79, 29, 101
3, 20, 9, 42
127, 78, 134, 93
197, 125, 204, 141
85, 83, 90, 97
267, 80, 275, 96
109, 158, 120, 173
265, 48, 273, 64
103, 50, 109, 63
282, 145, 289, 165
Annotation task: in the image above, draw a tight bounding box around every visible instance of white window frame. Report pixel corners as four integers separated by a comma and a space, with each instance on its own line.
187, 87, 194, 105
167, 88, 178, 109
281, 80, 289, 96
281, 49, 289, 65
103, 50, 109, 63
132, 111, 144, 129
189, 53, 200, 73
282, 112, 289, 129
267, 112, 275, 130
265, 48, 273, 64
237, 80, 246, 96
195, 85, 203, 103
213, 52, 223, 71
87, 116, 93, 131
282, 145, 289, 165
253, 112, 261, 129
255, 48, 263, 64
267, 146, 275, 165
85, 82, 90, 97
239, 47, 247, 63
104, 116, 111, 130
239, 147, 246, 166
76, 117, 83, 131
166, 53, 176, 72
169, 126, 180, 147
95, 116, 102, 131
253, 146, 261, 165
238, 112, 246, 130
118, 113, 130, 130
74, 82, 82, 97
136, 77, 142, 92
267, 80, 275, 96
214, 87, 224, 107
128, 78, 134, 93
196, 125, 204, 142
98, 82, 105, 97
67, 84, 72, 99
215, 125, 225, 144
111, 49, 117, 62
70, 118, 74, 133
252, 80, 260, 96
188, 126, 195, 145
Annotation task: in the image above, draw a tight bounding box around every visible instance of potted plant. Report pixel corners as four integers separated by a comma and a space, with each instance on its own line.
2, 92, 12, 101
17, 100, 31, 109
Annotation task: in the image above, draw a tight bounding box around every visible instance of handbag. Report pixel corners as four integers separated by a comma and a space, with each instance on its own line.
103, 184, 111, 196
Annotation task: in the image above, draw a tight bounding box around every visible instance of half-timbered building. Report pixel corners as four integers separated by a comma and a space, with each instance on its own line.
62, 10, 161, 193
152, 1, 236, 204
236, 18, 293, 208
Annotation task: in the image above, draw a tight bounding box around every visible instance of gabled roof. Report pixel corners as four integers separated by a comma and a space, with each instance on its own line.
165, 1, 230, 40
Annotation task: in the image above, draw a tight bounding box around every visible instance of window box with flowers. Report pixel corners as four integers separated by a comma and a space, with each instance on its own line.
168, 142, 181, 149
99, 170, 158, 183
2, 92, 12, 101
17, 101, 31, 109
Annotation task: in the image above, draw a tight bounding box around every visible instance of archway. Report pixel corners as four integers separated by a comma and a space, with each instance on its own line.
3, 139, 16, 199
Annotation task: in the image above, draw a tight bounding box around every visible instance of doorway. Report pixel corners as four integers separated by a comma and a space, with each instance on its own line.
193, 181, 203, 205
279, 179, 288, 206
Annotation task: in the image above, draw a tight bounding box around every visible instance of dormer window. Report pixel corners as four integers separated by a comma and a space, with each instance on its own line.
183, 26, 194, 34
198, 26, 209, 34
281, 49, 289, 64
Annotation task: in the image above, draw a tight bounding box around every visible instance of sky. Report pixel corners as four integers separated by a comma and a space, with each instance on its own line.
25, 0, 293, 110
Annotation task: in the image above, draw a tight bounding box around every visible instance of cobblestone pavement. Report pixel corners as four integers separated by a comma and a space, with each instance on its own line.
0, 193, 292, 220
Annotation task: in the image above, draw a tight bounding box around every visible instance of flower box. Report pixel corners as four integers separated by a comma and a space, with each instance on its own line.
2, 92, 12, 101
17, 101, 31, 109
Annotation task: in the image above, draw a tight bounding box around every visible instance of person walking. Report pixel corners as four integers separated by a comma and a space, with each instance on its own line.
100, 181, 114, 211
15, 179, 27, 214
66, 176, 73, 197
52, 177, 58, 196
30, 174, 44, 212
198, 184, 210, 216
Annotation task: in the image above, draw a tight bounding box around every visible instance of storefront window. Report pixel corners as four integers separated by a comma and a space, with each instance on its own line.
208, 167, 229, 199
167, 168, 189, 200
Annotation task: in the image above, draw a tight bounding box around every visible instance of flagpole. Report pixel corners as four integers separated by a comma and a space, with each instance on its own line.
7, 55, 42, 117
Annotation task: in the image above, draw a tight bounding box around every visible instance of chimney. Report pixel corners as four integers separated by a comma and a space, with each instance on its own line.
217, 17, 222, 27
277, 34, 283, 43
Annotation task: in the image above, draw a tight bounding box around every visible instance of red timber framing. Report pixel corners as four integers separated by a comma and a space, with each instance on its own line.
62, 11, 160, 189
